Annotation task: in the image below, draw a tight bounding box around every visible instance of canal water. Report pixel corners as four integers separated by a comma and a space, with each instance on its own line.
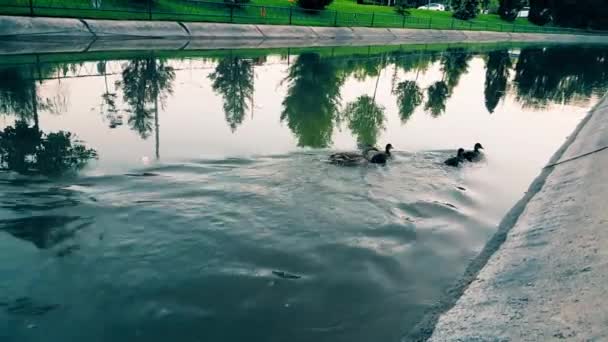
0, 44, 607, 342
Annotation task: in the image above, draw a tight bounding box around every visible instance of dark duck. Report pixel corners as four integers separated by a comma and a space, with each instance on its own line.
364, 144, 393, 164
444, 148, 465, 167
462, 143, 484, 162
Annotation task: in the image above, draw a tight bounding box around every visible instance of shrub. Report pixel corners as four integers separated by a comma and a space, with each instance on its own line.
452, 0, 480, 20
297, 0, 334, 10
395, 0, 416, 14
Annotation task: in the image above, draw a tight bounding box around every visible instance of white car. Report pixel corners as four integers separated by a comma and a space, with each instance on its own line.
518, 7, 530, 18
417, 3, 445, 11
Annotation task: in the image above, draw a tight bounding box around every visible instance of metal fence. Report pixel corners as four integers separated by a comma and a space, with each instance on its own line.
0, 0, 604, 35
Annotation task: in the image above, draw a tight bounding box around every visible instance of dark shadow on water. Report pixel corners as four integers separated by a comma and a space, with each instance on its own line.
0, 215, 90, 249
2, 297, 60, 316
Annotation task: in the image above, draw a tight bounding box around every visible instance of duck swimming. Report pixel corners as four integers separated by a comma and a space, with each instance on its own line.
329, 143, 393, 166
463, 143, 484, 162
329, 151, 367, 166
364, 143, 393, 164
444, 148, 465, 167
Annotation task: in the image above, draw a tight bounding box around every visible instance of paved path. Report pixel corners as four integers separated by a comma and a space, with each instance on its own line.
0, 15, 607, 55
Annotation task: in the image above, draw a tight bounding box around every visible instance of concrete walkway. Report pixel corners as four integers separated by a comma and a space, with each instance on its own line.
410, 95, 608, 341
0, 15, 607, 55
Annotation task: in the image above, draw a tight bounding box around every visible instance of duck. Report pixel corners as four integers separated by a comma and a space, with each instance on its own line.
329, 143, 393, 166
463, 143, 484, 162
329, 151, 367, 166
364, 143, 393, 164
444, 148, 465, 167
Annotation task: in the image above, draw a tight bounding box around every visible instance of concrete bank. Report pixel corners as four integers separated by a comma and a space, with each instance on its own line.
0, 15, 607, 55
408, 94, 608, 341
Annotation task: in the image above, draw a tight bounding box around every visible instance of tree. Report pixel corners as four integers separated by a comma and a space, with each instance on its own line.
529, 0, 608, 29
441, 48, 473, 94
0, 66, 45, 129
209, 56, 255, 132
484, 50, 512, 113
425, 81, 449, 117
35, 131, 98, 176
0, 121, 97, 176
395, 80, 423, 123
391, 50, 439, 75
513, 46, 608, 108
395, 0, 417, 14
452, 0, 480, 20
341, 95, 386, 147
296, 0, 333, 10
97, 61, 122, 129
341, 56, 385, 81
281, 53, 343, 148
117, 56, 175, 160
0, 121, 41, 173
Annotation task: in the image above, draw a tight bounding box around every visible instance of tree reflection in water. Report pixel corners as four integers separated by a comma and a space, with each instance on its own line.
0, 45, 607, 158
0, 121, 97, 176
209, 56, 255, 133
116, 55, 175, 159
342, 95, 386, 147
281, 53, 344, 148
484, 50, 512, 114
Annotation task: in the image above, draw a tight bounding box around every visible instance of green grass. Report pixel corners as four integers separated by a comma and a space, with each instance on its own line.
0, 40, 544, 67
0, 0, 586, 34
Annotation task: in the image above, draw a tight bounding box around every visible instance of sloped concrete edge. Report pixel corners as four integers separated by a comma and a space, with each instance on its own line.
0, 15, 91, 37
2, 15, 608, 45
408, 94, 608, 341
84, 18, 189, 38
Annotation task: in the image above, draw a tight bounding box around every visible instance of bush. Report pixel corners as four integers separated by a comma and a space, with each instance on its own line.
223, 0, 251, 7
395, 0, 415, 15
452, 0, 479, 20
297, 0, 334, 10
529, 7, 552, 26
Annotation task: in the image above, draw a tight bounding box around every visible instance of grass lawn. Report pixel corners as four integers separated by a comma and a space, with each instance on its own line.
0, 40, 536, 66
0, 0, 581, 34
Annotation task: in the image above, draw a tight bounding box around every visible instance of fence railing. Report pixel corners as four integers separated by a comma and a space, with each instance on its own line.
0, 0, 604, 36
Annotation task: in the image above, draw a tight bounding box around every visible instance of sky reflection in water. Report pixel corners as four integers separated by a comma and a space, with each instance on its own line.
0, 44, 607, 342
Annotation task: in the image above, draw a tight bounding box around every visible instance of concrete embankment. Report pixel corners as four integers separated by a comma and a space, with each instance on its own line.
408, 94, 608, 341
0, 15, 607, 55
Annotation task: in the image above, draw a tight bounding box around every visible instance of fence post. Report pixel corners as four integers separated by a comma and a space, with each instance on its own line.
401, 14, 406, 28
289, 6, 293, 25
469, 21, 472, 30
148, 0, 152, 20
334, 11, 338, 27
512, 23, 516, 32
370, 12, 375, 27
230, 6, 234, 23
428, 17, 432, 29
451, 18, 454, 29
29, 0, 34, 16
